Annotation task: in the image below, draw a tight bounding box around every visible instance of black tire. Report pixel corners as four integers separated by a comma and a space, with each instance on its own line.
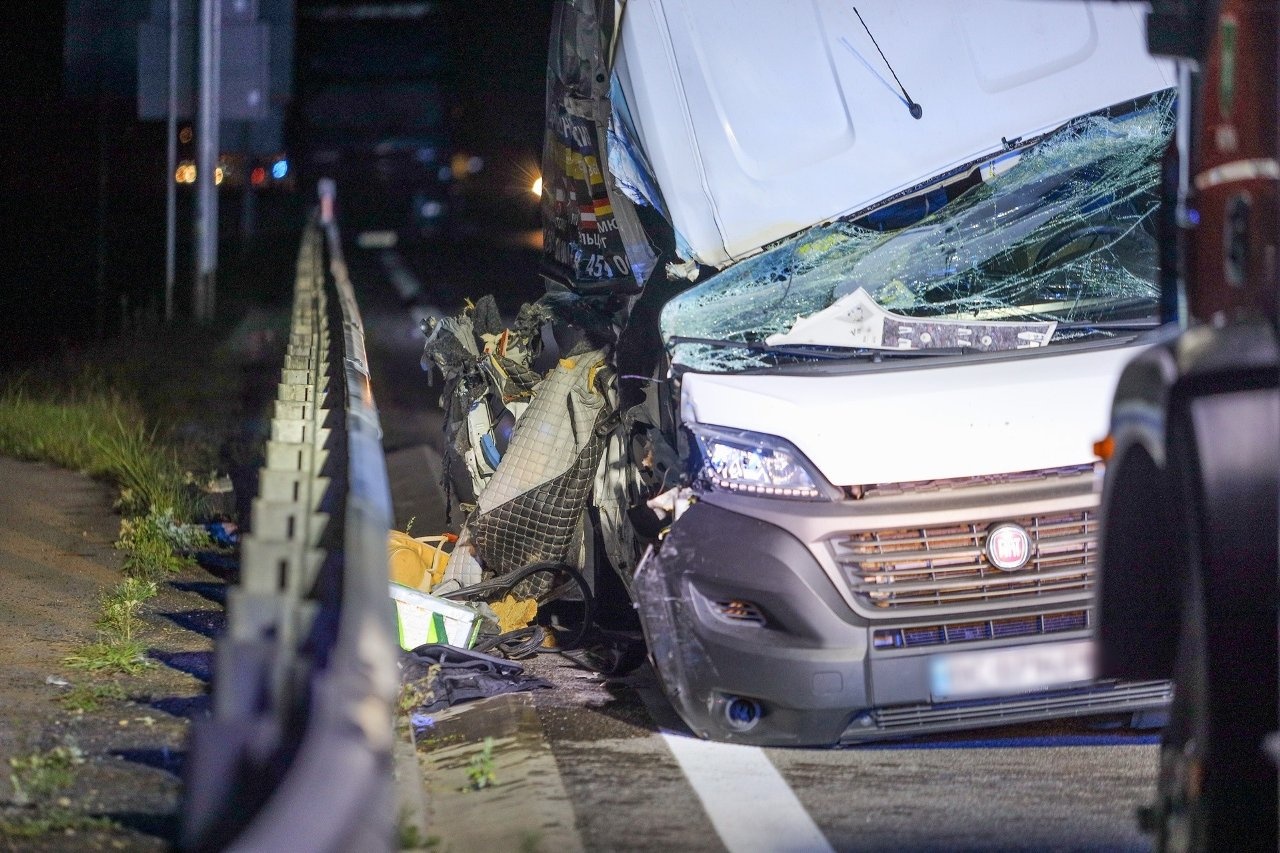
1154, 563, 1277, 852
1153, 389, 1279, 851
1151, 559, 1207, 852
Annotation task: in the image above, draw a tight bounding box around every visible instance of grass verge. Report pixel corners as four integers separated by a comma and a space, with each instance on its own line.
0, 383, 207, 521
0, 272, 280, 845
1, 368, 222, 679
0, 809, 118, 838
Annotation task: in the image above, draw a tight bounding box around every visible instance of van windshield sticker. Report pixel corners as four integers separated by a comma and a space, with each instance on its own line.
765, 287, 1056, 351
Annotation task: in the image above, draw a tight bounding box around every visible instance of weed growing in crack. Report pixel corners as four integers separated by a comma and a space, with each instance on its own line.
8, 746, 85, 805
395, 807, 439, 850
96, 577, 158, 641
397, 683, 425, 716
64, 640, 152, 675
58, 682, 128, 714
72, 574, 159, 674
465, 737, 497, 791
117, 509, 210, 579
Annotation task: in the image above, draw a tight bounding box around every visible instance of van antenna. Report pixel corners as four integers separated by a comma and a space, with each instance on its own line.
852, 6, 923, 120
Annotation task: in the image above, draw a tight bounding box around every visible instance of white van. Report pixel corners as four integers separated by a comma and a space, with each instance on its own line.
528, 0, 1177, 746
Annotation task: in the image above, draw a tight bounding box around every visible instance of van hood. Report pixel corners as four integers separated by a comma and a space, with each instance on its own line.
679, 341, 1141, 487
615, 0, 1173, 267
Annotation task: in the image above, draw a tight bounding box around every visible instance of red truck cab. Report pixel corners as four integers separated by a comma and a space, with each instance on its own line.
1096, 1, 1279, 848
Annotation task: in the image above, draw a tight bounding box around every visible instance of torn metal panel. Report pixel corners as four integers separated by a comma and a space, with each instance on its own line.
542, 0, 657, 291
660, 92, 1176, 371
592, 424, 640, 588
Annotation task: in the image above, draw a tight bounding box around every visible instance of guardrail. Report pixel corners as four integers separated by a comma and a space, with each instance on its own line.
182, 181, 399, 852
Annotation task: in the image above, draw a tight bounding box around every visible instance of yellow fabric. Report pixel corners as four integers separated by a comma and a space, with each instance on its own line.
490, 594, 538, 634
387, 531, 451, 591
586, 359, 606, 395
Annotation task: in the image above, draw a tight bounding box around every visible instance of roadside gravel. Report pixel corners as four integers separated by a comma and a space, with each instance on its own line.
0, 458, 229, 851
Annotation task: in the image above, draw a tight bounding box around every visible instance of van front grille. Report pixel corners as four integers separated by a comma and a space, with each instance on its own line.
873, 609, 1090, 650
832, 509, 1096, 610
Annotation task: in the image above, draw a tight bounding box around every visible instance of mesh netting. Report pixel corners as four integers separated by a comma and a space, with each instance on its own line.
468, 413, 609, 598
462, 349, 613, 599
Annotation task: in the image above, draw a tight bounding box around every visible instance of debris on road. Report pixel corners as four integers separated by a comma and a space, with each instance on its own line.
390, 583, 483, 650
388, 530, 453, 590
400, 644, 552, 714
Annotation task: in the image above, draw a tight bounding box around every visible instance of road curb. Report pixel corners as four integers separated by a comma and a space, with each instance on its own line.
415, 691, 583, 852
394, 715, 433, 849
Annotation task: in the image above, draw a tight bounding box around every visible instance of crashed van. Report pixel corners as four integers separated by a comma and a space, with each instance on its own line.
526, 0, 1180, 746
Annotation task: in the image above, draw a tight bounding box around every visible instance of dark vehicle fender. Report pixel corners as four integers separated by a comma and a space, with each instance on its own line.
1099, 321, 1280, 682
1167, 322, 1280, 617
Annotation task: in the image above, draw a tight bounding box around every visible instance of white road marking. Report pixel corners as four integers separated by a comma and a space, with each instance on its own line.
636, 678, 832, 853
660, 733, 836, 853
379, 249, 423, 300
357, 229, 399, 249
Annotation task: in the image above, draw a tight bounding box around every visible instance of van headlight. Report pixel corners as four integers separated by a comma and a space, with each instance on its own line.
689, 425, 833, 501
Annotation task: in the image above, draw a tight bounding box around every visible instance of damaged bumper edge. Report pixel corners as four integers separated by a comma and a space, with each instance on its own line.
635, 501, 873, 746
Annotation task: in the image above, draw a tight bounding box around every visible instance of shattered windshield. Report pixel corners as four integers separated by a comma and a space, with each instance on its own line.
661, 91, 1175, 372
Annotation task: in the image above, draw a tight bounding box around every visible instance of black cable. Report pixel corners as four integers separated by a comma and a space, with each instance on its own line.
473, 625, 547, 660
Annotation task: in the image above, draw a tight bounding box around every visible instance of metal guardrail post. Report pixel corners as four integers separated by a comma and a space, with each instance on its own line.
181, 186, 398, 852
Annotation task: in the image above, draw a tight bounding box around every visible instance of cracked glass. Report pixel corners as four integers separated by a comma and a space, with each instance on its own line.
661, 91, 1176, 371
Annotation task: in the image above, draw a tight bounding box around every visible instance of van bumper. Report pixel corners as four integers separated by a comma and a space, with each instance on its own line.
634, 500, 1170, 746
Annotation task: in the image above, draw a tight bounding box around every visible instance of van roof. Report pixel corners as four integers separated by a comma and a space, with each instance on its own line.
614, 0, 1174, 267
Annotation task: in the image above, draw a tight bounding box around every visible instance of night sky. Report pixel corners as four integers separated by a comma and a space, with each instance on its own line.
0, 1, 554, 366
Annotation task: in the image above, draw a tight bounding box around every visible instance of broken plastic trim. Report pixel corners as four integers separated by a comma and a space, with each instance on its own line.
661, 90, 1175, 372
633, 542, 721, 733
607, 73, 667, 219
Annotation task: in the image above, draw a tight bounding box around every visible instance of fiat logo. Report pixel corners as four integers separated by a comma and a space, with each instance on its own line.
985, 523, 1032, 571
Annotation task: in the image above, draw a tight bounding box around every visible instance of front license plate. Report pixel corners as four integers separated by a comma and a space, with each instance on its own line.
929, 640, 1095, 701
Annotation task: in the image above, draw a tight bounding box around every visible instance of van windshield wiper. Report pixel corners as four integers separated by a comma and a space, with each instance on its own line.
1050, 319, 1163, 332
668, 335, 973, 360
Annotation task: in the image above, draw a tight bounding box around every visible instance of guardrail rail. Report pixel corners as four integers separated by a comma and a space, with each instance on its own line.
182, 181, 398, 852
